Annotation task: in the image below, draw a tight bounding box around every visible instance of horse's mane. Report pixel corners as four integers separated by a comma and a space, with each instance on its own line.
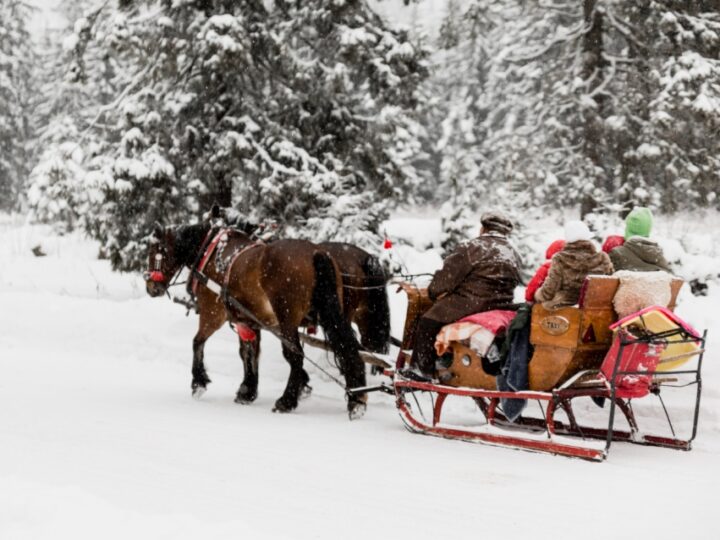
175, 222, 212, 265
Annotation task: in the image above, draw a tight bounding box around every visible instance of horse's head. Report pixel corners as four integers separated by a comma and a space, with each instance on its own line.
144, 222, 183, 297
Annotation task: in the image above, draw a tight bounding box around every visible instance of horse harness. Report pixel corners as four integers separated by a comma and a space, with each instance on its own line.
188, 227, 263, 300
187, 229, 349, 389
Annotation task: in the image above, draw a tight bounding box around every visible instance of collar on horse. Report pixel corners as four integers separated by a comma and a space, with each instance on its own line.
189, 227, 228, 296
189, 228, 263, 297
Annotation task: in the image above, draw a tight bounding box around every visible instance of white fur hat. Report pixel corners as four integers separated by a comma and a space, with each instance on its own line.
564, 220, 592, 243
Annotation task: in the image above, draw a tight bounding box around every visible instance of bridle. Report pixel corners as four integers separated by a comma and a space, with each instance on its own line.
144, 251, 166, 284
143, 238, 184, 293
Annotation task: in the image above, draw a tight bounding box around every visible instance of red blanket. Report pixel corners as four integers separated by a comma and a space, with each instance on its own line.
459, 310, 517, 334
435, 310, 517, 357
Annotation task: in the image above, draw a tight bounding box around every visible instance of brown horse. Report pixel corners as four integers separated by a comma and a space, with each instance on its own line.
318, 242, 390, 355
144, 222, 368, 419
213, 207, 391, 355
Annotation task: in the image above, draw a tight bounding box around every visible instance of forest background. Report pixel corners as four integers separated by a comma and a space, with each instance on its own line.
2, 0, 719, 273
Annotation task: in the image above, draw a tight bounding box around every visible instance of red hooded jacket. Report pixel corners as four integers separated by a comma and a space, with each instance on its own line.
525, 239, 566, 302
602, 235, 625, 254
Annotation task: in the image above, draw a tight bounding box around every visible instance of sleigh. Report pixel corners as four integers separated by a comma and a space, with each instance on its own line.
388, 276, 706, 461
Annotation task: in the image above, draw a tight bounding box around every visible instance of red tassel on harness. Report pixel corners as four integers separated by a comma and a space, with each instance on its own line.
149, 271, 165, 282
235, 323, 257, 342
383, 238, 393, 249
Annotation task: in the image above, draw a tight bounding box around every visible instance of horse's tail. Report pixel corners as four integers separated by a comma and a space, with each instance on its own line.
360, 254, 390, 354
311, 252, 364, 388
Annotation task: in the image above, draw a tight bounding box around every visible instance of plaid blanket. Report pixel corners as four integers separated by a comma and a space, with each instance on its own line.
434, 310, 516, 356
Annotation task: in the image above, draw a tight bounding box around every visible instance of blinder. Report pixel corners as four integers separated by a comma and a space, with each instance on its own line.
145, 249, 168, 283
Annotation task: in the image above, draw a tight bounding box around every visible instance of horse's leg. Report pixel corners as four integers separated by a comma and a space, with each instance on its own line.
311, 252, 367, 419
340, 347, 368, 419
191, 301, 226, 399
354, 310, 380, 375
272, 327, 305, 413
235, 328, 261, 404
299, 367, 312, 400
354, 309, 372, 351
317, 313, 368, 419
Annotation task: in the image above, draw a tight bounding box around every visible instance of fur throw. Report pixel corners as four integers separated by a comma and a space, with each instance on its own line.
613, 270, 673, 318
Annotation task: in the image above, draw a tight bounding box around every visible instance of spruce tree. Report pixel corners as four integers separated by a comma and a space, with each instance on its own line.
433, 0, 720, 245
0, 0, 35, 210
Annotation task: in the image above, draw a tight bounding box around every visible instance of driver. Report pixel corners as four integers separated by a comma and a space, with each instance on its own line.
408, 212, 522, 378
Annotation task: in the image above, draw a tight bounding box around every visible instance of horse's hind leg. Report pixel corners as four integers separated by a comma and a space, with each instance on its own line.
235, 329, 261, 404
191, 300, 226, 398
272, 328, 305, 413
311, 252, 367, 419
299, 368, 312, 400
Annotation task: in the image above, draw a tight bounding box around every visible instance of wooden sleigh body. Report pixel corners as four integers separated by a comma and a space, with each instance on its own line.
442, 276, 683, 391
389, 276, 705, 461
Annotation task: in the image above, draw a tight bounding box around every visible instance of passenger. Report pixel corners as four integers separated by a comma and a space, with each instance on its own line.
408, 211, 522, 377
609, 207, 671, 273
525, 239, 565, 302
535, 220, 613, 310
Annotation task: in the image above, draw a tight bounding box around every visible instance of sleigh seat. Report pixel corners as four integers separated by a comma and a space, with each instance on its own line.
439, 275, 684, 391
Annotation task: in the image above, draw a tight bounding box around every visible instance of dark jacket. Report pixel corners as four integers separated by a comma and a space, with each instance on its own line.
424, 233, 522, 323
609, 237, 671, 273
535, 240, 613, 310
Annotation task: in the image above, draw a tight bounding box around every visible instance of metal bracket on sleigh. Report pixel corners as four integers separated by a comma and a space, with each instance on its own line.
392, 327, 706, 462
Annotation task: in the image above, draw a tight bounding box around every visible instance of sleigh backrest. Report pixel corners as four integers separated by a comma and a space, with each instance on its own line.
578, 275, 684, 311
399, 284, 434, 350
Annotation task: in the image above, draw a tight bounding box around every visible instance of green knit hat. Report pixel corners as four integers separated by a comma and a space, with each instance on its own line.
625, 207, 653, 239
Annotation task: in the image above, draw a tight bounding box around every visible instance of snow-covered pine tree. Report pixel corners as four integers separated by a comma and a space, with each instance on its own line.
234, 0, 429, 249
38, 0, 428, 270
608, 1, 720, 212
0, 1, 35, 211
432, 0, 720, 251
27, 1, 107, 232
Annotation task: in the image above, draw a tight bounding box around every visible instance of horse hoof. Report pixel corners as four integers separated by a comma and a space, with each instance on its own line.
348, 401, 367, 421
272, 397, 297, 413
299, 384, 313, 400
234, 384, 257, 404
192, 386, 206, 400
235, 393, 257, 405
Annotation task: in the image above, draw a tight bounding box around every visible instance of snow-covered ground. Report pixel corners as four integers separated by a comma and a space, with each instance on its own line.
1, 212, 718, 539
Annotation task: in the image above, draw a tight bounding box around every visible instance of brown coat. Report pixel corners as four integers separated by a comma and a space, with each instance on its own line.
535, 240, 613, 310
424, 233, 522, 323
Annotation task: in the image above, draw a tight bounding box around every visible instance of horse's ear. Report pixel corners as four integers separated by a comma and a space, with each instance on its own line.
153, 221, 164, 238
210, 203, 221, 219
